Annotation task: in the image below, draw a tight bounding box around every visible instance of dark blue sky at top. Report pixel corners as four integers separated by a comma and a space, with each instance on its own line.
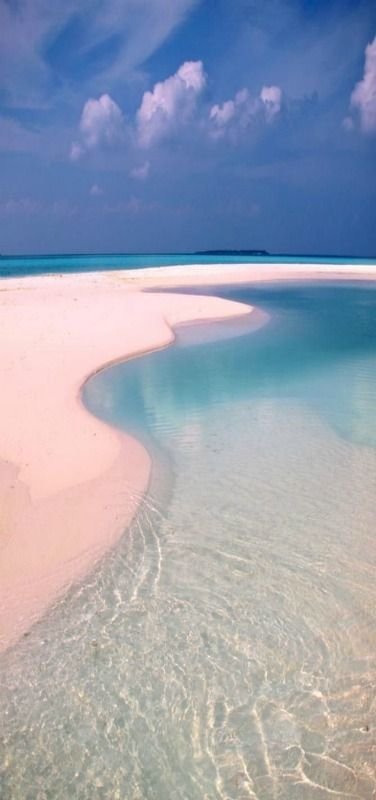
0, 0, 375, 255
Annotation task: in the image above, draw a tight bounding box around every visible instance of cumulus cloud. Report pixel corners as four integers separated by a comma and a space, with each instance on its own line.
350, 36, 376, 134
130, 161, 151, 180
69, 68, 283, 162
137, 60, 206, 146
260, 85, 282, 121
209, 85, 282, 139
210, 90, 252, 138
210, 90, 249, 128
70, 93, 124, 159
210, 99, 236, 126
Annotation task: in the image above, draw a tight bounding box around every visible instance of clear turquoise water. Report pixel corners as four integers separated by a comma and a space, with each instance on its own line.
0, 252, 375, 278
1, 281, 376, 799
84, 281, 376, 451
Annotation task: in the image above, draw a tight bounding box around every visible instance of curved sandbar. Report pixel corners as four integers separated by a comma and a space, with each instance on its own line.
0, 261, 375, 651
0, 271, 252, 651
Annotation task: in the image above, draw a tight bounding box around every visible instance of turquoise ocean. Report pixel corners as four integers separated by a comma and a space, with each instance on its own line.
0, 251, 375, 278
1, 263, 376, 799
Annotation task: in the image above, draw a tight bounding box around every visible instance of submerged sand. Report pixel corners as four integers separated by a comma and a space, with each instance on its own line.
0, 262, 375, 650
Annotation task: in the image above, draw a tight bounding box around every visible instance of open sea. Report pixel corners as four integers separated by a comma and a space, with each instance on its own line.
1, 273, 376, 799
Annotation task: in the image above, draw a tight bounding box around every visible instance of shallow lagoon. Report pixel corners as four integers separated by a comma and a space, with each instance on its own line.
1, 281, 376, 799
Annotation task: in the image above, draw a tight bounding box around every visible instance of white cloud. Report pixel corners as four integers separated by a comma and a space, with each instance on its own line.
79, 94, 124, 149
350, 36, 376, 134
177, 60, 206, 92
209, 85, 282, 139
210, 99, 236, 127
130, 161, 151, 180
137, 60, 206, 146
209, 90, 251, 138
70, 93, 124, 159
260, 85, 282, 121
90, 184, 103, 196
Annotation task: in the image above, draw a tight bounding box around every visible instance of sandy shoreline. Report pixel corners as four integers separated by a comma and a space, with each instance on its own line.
0, 270, 252, 651
0, 262, 375, 651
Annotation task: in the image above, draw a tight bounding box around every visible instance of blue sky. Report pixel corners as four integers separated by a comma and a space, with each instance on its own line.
0, 0, 375, 255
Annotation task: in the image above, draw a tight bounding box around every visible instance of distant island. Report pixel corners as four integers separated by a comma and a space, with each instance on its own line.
195, 249, 269, 256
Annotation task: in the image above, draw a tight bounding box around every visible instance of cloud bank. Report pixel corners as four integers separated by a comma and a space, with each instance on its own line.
210, 85, 282, 139
70, 65, 285, 163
